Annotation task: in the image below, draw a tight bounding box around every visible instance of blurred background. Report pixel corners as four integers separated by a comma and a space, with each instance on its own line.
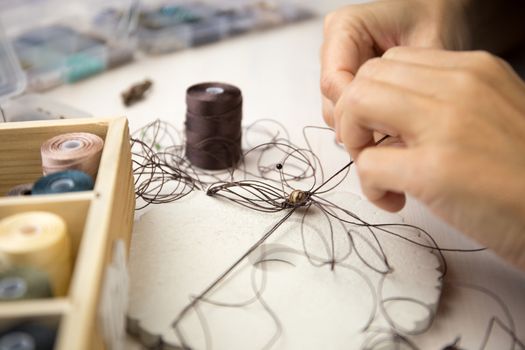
0, 0, 333, 93
0, 0, 354, 128
0, 0, 357, 135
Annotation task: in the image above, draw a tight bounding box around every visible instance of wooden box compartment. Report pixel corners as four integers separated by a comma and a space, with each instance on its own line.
0, 117, 135, 349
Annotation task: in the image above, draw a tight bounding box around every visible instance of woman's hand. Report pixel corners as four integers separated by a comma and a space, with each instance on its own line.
321, 0, 468, 128
335, 47, 525, 270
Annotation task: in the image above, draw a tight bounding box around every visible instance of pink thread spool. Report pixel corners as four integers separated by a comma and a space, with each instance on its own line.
40, 132, 104, 179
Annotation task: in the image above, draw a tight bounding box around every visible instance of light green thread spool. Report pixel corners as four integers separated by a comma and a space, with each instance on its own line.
0, 267, 53, 301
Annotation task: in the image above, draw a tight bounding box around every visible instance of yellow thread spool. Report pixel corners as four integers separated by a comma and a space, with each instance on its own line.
0, 212, 72, 296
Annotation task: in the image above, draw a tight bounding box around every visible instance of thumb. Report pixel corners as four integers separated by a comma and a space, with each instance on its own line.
356, 146, 415, 212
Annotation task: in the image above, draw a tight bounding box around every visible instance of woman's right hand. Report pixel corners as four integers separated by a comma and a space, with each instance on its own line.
321, 0, 469, 131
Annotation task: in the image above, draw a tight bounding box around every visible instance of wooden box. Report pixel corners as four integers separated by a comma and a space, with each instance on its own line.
0, 117, 135, 349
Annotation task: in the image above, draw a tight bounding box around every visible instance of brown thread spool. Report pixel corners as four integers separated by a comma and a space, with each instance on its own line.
185, 82, 243, 170
41, 132, 104, 179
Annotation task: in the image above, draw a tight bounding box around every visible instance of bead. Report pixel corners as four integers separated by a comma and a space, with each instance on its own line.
288, 190, 308, 206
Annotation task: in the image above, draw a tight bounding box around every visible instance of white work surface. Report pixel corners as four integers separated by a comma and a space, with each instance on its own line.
43, 1, 525, 348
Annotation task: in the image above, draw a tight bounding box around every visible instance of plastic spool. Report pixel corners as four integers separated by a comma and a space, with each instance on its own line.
0, 278, 26, 299
205, 86, 224, 95
0, 322, 56, 350
0, 267, 52, 300
32, 170, 94, 195
0, 332, 35, 350
6, 184, 33, 197
60, 140, 81, 150
0, 212, 71, 296
40, 132, 104, 179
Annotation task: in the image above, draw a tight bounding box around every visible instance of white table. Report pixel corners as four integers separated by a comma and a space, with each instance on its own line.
44, 1, 525, 348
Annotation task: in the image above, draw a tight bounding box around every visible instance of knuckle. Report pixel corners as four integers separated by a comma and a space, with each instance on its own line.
471, 50, 498, 66
382, 46, 404, 60
357, 57, 382, 77
320, 73, 337, 100
452, 69, 480, 90
345, 78, 370, 106
344, 85, 361, 109
469, 50, 506, 73
449, 69, 493, 109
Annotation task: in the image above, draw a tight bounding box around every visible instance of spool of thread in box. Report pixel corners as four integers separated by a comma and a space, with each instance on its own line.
0, 322, 56, 350
185, 82, 243, 170
6, 184, 33, 197
0, 212, 71, 296
0, 267, 52, 300
32, 170, 94, 195
41, 132, 104, 179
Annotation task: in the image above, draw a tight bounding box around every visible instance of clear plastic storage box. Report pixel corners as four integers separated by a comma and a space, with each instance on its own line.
0, 0, 137, 92
136, 0, 315, 54
0, 22, 90, 123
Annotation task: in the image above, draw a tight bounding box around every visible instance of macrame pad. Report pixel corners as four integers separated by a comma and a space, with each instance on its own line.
128, 191, 442, 349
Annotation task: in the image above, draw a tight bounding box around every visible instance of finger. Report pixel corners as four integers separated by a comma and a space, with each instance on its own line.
381, 47, 525, 111
322, 96, 335, 128
320, 19, 376, 103
382, 46, 472, 67
356, 58, 449, 99
320, 66, 354, 104
337, 77, 433, 159
384, 47, 521, 95
365, 191, 406, 212
356, 146, 415, 212
383, 46, 510, 74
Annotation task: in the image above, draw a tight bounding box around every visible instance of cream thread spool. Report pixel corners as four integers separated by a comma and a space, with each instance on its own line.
41, 132, 104, 179
0, 212, 72, 296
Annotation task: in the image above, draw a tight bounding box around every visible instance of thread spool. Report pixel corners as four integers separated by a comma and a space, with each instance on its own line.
6, 184, 33, 197
40, 132, 104, 179
32, 170, 94, 195
0, 322, 56, 350
0, 267, 52, 301
0, 212, 71, 296
185, 82, 243, 170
